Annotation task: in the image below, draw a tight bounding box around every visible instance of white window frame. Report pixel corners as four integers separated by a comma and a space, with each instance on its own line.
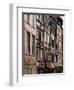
9, 3, 71, 86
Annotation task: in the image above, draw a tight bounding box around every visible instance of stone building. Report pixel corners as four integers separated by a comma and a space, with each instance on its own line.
23, 14, 37, 74
55, 16, 63, 72
49, 16, 63, 73
23, 14, 63, 74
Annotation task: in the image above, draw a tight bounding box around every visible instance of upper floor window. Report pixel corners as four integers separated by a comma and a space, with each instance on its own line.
37, 15, 40, 20
27, 31, 30, 55
32, 35, 35, 56
51, 54, 54, 63
27, 14, 30, 24
52, 40, 54, 47
32, 15, 34, 27
38, 30, 41, 41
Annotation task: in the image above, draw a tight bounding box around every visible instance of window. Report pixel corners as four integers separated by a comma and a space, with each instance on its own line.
32, 35, 35, 56
47, 34, 49, 44
44, 50, 47, 61
44, 15, 47, 24
44, 32, 46, 42
36, 48, 40, 60
55, 29, 57, 37
59, 29, 61, 36
27, 32, 30, 54
56, 55, 58, 63
41, 32, 44, 42
40, 15, 42, 22
38, 31, 41, 41
40, 49, 42, 60
42, 50, 45, 61
41, 15, 44, 24
52, 40, 54, 47
51, 54, 54, 63
32, 15, 34, 27
59, 42, 61, 50
37, 15, 39, 19
27, 15, 30, 23
37, 15, 40, 20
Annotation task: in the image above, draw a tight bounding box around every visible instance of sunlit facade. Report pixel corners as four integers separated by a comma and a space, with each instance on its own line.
22, 14, 63, 74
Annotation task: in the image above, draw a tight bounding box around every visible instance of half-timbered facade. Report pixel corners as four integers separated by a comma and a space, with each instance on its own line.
23, 14, 63, 74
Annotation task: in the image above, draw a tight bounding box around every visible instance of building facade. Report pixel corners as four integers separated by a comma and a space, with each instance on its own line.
23, 14, 63, 74
23, 14, 37, 74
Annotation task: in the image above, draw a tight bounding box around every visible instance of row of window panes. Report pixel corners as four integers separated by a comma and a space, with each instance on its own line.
37, 29, 50, 44
25, 15, 36, 28
27, 31, 35, 56
36, 15, 50, 25
25, 14, 50, 27
36, 48, 48, 61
